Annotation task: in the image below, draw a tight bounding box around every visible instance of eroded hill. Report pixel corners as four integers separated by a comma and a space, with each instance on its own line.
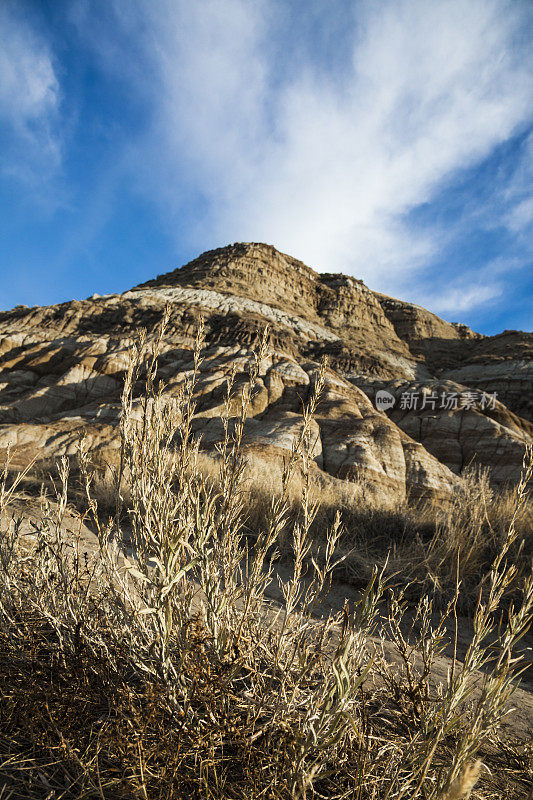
1, 242, 532, 503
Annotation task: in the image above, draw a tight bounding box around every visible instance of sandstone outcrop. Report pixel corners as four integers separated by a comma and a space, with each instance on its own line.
0, 242, 531, 503
352, 377, 533, 484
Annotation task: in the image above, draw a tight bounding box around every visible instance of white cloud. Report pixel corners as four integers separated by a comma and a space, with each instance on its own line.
65, 0, 533, 317
506, 197, 533, 232
502, 133, 533, 235
113, 0, 532, 307
411, 253, 532, 319
427, 282, 502, 315
0, 4, 60, 179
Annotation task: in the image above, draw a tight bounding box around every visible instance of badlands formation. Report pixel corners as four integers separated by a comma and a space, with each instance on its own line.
0, 242, 532, 506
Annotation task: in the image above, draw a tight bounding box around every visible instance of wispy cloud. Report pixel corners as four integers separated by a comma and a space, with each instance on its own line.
427, 282, 502, 315
502, 133, 533, 237
2, 0, 532, 321
0, 3, 61, 182
506, 197, 533, 233
106, 0, 532, 306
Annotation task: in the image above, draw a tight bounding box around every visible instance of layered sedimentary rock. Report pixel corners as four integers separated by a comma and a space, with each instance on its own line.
352, 377, 533, 485
0, 242, 531, 504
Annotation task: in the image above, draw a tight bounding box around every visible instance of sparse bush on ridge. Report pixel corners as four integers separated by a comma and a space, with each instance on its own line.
0, 314, 532, 798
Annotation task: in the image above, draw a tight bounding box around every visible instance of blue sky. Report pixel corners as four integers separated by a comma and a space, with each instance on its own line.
0, 0, 532, 334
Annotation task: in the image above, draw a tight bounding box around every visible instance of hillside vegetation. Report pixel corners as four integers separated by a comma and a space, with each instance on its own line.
0, 318, 531, 799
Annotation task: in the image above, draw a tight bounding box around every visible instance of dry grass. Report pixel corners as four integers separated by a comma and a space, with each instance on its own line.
335, 463, 533, 612
0, 315, 532, 798
86, 439, 533, 613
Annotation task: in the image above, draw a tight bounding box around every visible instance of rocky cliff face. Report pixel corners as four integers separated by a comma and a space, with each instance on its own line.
0, 242, 531, 505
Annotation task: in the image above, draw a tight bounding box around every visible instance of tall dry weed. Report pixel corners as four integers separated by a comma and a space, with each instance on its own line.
0, 314, 531, 798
